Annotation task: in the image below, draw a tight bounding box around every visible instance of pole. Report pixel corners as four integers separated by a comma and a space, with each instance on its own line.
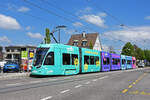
59, 29, 60, 43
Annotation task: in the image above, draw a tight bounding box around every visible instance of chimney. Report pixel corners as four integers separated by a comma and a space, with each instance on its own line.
82, 31, 86, 38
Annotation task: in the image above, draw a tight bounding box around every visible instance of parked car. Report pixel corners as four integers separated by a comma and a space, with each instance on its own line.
138, 62, 145, 68
3, 61, 20, 73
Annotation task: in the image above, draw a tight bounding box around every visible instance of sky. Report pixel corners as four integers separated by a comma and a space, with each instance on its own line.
0, 0, 150, 53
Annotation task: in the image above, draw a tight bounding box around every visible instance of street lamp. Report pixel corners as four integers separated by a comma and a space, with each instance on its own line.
56, 25, 66, 43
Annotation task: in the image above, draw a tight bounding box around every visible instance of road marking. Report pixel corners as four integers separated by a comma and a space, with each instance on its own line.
129, 90, 139, 95
85, 81, 91, 84
92, 79, 98, 82
135, 80, 139, 82
132, 82, 136, 85
60, 89, 70, 94
122, 89, 128, 93
29, 80, 42, 84
41, 96, 53, 100
6, 83, 22, 86
74, 84, 82, 88
99, 76, 108, 80
140, 91, 147, 95
128, 85, 133, 88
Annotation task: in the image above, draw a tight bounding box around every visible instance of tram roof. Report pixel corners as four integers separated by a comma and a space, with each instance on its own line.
37, 43, 79, 48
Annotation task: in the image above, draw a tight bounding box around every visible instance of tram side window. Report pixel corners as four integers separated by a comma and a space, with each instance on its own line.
103, 57, 110, 65
44, 52, 54, 65
72, 54, 78, 65
133, 60, 136, 64
63, 53, 70, 65
112, 58, 117, 65
122, 59, 126, 64
84, 56, 89, 64
90, 56, 94, 65
127, 60, 131, 64
112, 58, 120, 65
95, 56, 99, 65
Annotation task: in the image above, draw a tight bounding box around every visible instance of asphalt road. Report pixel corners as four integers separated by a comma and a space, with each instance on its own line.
0, 68, 150, 100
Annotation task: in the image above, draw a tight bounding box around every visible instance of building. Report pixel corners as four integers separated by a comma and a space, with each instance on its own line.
67, 32, 102, 51
4, 45, 36, 64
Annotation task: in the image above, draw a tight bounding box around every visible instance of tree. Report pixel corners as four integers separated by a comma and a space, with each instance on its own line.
89, 41, 93, 49
144, 50, 150, 62
44, 28, 51, 44
135, 48, 145, 60
108, 45, 116, 54
121, 42, 134, 56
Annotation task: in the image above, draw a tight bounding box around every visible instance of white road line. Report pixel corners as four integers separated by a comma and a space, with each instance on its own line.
85, 81, 91, 84
74, 84, 82, 88
92, 79, 98, 82
29, 80, 42, 84
41, 96, 53, 100
98, 76, 108, 80
60, 89, 70, 94
6, 83, 22, 86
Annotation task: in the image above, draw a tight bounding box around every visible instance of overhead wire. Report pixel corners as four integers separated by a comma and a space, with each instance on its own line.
40, 0, 102, 32
23, 0, 98, 33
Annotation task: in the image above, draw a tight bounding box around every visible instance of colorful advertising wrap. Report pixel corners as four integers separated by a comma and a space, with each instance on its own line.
21, 51, 28, 59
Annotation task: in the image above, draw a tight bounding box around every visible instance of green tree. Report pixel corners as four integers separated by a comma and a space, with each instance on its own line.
89, 41, 93, 49
44, 28, 51, 44
135, 48, 145, 60
144, 50, 150, 62
121, 42, 134, 56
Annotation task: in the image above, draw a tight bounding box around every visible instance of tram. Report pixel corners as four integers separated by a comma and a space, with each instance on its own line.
31, 44, 136, 76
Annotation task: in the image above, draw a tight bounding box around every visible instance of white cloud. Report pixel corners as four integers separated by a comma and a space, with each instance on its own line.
97, 12, 107, 17
17, 6, 30, 12
27, 32, 44, 39
0, 14, 21, 30
0, 36, 11, 43
78, 7, 92, 14
103, 26, 150, 43
144, 16, 150, 20
25, 26, 31, 30
72, 22, 83, 27
80, 14, 107, 28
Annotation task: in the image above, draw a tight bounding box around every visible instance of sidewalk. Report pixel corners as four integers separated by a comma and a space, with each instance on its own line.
0, 72, 30, 80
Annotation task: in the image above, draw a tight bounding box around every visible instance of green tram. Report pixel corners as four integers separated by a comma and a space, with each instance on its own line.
31, 44, 101, 75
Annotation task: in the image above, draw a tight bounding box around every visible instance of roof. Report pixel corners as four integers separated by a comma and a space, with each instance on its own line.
67, 33, 99, 48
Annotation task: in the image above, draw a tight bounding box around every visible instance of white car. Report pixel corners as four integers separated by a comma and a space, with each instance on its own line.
138, 62, 145, 68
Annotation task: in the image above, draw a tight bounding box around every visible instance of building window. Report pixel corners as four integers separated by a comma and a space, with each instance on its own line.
63, 53, 70, 65
13, 54, 20, 59
6, 49, 10, 52
73, 42, 78, 46
6, 54, 12, 59
11, 49, 14, 52
44, 52, 54, 65
84, 56, 89, 64
82, 41, 87, 46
